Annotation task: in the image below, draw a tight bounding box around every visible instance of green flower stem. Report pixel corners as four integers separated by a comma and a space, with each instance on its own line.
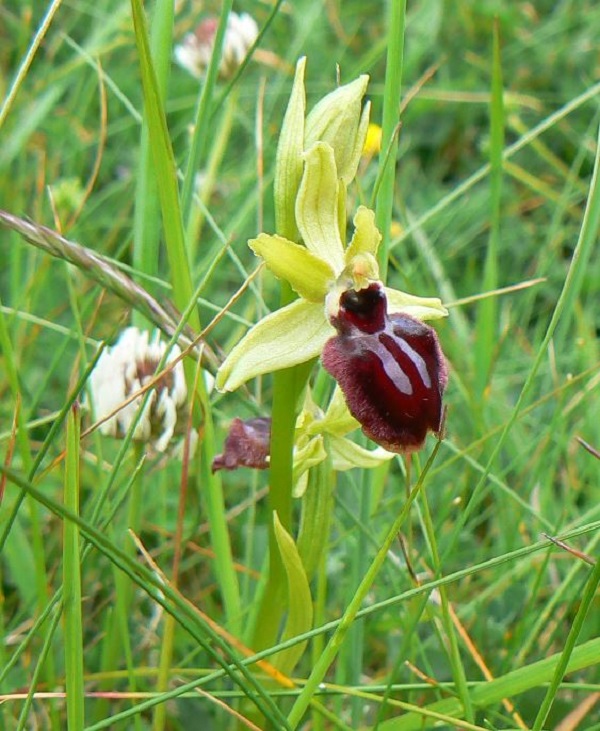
310, 530, 330, 731
375, 0, 406, 280
251, 354, 313, 651
286, 442, 442, 729
297, 450, 334, 582
63, 404, 85, 731
153, 413, 194, 731
336, 466, 370, 726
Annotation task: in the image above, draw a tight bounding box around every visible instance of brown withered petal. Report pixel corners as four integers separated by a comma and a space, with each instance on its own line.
212, 417, 272, 472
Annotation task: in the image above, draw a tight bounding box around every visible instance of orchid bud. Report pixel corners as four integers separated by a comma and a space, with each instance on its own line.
305, 75, 370, 185
274, 57, 306, 241
322, 283, 448, 453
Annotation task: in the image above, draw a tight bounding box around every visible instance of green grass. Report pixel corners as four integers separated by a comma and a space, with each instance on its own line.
1, 1, 600, 729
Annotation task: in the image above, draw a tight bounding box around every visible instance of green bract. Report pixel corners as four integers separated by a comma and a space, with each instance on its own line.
216, 140, 447, 392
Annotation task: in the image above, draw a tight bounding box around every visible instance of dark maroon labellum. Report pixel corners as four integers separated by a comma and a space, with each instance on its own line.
322, 283, 447, 453
212, 417, 271, 472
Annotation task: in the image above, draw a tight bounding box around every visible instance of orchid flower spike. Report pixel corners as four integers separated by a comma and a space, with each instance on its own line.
216, 59, 448, 453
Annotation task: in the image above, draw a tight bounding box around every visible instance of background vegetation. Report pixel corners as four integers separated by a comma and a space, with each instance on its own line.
1, 0, 599, 729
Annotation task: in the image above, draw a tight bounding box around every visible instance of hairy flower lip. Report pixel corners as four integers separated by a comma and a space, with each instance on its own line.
322, 284, 448, 453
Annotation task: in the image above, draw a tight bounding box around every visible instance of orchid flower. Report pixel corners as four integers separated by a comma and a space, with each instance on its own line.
216, 59, 448, 453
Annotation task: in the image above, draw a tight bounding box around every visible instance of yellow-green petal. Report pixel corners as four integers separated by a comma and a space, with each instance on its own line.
314, 386, 360, 437
385, 287, 449, 321
330, 436, 395, 471
345, 205, 382, 261
274, 57, 306, 241
216, 299, 332, 392
249, 233, 334, 303
296, 142, 345, 273
292, 435, 327, 498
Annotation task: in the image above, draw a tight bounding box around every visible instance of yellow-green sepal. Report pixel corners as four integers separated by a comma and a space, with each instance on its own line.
216, 299, 332, 392
249, 233, 334, 303
330, 437, 394, 471
312, 386, 359, 437
385, 287, 449, 321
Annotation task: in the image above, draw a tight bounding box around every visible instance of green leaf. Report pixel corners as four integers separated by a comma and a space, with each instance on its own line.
296, 142, 345, 272
385, 287, 448, 320
216, 299, 332, 392
271, 512, 313, 676
274, 56, 306, 242
249, 233, 334, 302
345, 205, 382, 260
130, 0, 199, 332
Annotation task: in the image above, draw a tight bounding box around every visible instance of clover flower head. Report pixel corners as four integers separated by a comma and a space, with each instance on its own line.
89, 327, 188, 453
174, 12, 258, 80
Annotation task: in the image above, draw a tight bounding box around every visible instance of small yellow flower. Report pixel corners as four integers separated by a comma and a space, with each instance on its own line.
363, 123, 382, 157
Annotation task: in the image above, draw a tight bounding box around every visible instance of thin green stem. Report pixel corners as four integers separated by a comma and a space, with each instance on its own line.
419, 483, 474, 722
181, 0, 234, 225
132, 0, 174, 300
531, 554, 600, 730
375, 0, 406, 280
474, 18, 504, 398
251, 353, 313, 651
63, 404, 85, 730
286, 442, 442, 729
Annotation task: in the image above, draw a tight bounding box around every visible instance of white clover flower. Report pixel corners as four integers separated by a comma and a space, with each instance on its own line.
174, 12, 259, 80
88, 327, 188, 453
